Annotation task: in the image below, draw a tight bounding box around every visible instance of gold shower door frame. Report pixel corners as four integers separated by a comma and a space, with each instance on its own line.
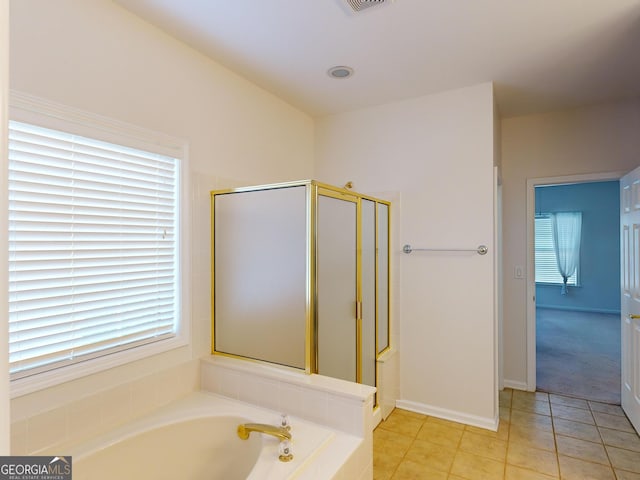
210, 180, 391, 386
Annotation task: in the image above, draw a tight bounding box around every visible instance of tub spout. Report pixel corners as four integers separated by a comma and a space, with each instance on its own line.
237, 423, 292, 442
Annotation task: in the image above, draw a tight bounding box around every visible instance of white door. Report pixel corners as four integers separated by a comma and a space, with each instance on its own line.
620, 166, 640, 433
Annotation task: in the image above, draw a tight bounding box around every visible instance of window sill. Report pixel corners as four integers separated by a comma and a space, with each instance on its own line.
10, 334, 189, 399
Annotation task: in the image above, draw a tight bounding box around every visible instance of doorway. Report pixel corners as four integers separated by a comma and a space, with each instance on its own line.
526, 172, 624, 404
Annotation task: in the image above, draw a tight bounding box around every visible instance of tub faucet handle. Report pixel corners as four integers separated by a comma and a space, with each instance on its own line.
280, 414, 291, 431
279, 440, 293, 462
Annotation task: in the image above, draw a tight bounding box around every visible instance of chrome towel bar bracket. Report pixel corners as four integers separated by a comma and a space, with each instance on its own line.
402, 244, 488, 255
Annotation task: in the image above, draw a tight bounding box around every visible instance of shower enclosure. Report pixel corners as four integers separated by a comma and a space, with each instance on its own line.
211, 180, 390, 389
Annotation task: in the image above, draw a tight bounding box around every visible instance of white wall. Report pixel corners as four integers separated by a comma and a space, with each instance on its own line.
9, 0, 314, 430
1, 0, 10, 455
10, 0, 313, 184
315, 83, 498, 428
501, 99, 640, 388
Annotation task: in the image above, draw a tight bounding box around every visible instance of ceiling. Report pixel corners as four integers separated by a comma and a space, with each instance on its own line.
114, 0, 640, 118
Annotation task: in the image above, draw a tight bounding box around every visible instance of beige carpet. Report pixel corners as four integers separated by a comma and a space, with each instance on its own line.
536, 307, 620, 404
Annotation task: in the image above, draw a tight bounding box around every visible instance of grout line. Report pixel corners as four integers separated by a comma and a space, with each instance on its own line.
590, 400, 618, 474
549, 408, 561, 480
502, 390, 513, 477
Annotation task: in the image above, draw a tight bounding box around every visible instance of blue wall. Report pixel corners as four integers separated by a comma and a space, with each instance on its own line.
535, 181, 620, 314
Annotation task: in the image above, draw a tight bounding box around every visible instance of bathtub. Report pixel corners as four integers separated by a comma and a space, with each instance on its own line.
67, 391, 362, 480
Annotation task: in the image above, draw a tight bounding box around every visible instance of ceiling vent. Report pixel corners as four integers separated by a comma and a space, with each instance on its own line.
345, 0, 388, 12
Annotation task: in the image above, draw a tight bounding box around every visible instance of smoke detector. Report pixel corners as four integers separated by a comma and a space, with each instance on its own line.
345, 0, 391, 12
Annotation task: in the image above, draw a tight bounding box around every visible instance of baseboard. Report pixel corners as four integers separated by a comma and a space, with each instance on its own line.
536, 305, 621, 315
503, 379, 529, 391
396, 399, 498, 431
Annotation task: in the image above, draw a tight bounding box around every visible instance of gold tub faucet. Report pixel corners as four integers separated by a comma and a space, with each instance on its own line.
237, 423, 294, 462
237, 423, 292, 442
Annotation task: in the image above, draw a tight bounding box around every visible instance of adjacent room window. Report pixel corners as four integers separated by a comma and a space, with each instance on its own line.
535, 214, 578, 286
8, 98, 188, 390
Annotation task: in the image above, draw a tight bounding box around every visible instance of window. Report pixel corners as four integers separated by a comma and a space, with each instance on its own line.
8, 93, 189, 392
535, 215, 578, 285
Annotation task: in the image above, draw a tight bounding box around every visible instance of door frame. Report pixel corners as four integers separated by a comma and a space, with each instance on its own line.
525, 170, 626, 391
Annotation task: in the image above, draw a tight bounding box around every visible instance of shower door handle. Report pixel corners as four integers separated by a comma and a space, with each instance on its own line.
628, 314, 640, 319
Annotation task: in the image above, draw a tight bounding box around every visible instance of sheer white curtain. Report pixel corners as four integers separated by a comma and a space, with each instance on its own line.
551, 212, 582, 295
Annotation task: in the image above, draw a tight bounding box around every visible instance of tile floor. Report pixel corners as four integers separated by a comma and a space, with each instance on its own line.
373, 389, 640, 480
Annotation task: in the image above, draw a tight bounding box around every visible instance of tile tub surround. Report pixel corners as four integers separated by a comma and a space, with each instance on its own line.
201, 355, 376, 436
374, 389, 640, 480
10, 360, 200, 455
201, 355, 377, 480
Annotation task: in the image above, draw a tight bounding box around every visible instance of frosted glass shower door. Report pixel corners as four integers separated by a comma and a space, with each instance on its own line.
316, 192, 357, 382
213, 185, 307, 369
361, 199, 376, 387
212, 180, 391, 388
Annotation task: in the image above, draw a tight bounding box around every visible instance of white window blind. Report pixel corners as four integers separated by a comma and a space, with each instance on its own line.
535, 215, 578, 285
8, 120, 180, 379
